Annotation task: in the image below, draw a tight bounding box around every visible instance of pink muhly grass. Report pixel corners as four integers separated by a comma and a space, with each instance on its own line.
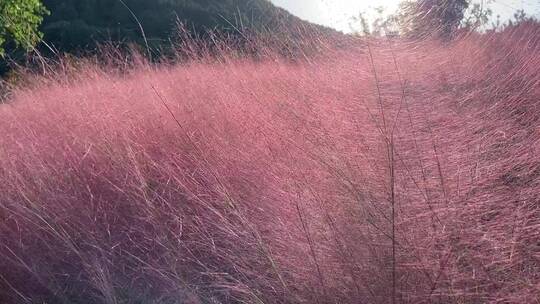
0, 23, 539, 304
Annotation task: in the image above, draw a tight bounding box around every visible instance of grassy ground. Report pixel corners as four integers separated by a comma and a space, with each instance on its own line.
0, 23, 538, 303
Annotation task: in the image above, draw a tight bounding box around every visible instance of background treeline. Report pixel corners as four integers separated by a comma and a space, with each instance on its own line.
40, 0, 296, 51
350, 0, 539, 38
1, 0, 321, 76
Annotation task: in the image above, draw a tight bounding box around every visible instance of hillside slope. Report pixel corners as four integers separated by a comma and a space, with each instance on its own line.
0, 0, 331, 76
40, 0, 322, 52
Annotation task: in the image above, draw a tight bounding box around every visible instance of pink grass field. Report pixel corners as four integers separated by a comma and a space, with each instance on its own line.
0, 23, 539, 304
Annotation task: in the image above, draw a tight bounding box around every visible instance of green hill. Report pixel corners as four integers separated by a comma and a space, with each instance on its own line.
41, 0, 320, 52
0, 0, 329, 76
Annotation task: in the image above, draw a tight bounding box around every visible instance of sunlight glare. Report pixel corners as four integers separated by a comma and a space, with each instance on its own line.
319, 0, 401, 32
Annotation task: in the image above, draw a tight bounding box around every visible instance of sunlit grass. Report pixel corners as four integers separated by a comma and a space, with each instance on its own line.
0, 22, 539, 303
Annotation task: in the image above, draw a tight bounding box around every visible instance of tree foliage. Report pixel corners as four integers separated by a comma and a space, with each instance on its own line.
398, 0, 469, 39
349, 0, 536, 39
462, 2, 493, 29
0, 0, 49, 55
350, 7, 400, 37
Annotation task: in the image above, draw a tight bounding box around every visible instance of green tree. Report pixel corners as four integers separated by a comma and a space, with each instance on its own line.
462, 1, 493, 29
0, 0, 49, 55
399, 0, 469, 39
349, 7, 399, 37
